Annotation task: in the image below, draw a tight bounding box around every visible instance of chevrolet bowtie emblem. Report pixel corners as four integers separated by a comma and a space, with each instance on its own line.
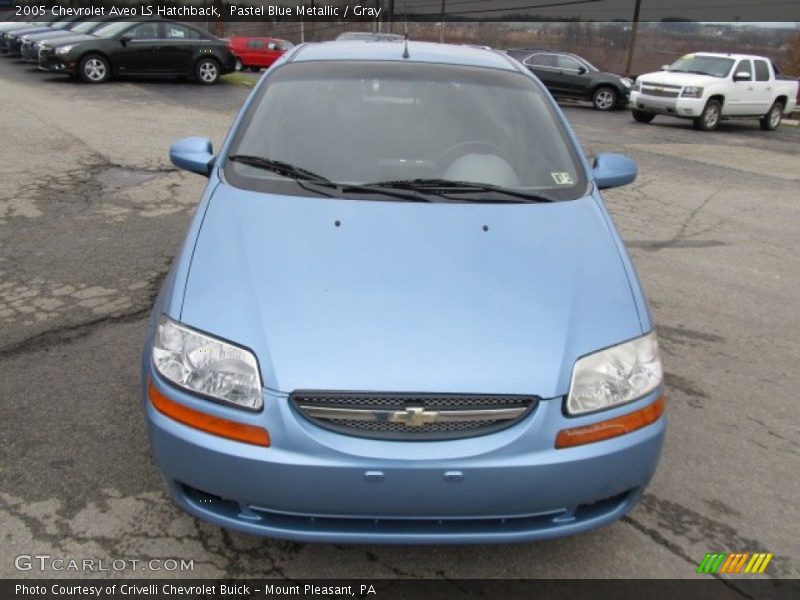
389, 406, 439, 427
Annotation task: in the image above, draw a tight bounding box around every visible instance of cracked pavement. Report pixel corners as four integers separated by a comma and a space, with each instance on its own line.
1, 60, 799, 582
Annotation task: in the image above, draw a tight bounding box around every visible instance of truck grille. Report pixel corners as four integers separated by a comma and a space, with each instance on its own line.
291, 390, 538, 441
640, 82, 681, 98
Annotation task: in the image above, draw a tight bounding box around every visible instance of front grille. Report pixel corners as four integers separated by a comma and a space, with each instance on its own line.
640, 82, 681, 98
291, 390, 538, 441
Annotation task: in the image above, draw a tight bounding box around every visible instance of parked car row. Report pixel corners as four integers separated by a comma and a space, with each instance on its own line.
1, 15, 236, 84
504, 46, 798, 131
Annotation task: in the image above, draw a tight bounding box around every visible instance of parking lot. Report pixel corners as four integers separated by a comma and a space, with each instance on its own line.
1, 57, 799, 581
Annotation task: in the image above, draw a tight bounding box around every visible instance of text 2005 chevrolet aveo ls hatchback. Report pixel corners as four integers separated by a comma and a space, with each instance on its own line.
142, 41, 666, 544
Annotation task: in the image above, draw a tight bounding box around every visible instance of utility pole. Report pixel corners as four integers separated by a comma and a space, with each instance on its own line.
389, 0, 394, 33
310, 1, 315, 41
624, 0, 642, 77
213, 0, 223, 38
440, 0, 446, 43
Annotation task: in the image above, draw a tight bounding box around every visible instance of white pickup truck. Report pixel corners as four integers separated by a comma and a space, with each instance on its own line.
629, 52, 799, 131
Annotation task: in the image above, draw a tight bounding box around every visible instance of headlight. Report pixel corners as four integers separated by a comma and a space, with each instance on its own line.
152, 316, 263, 410
632, 80, 641, 92
681, 86, 704, 98
620, 78, 632, 88
566, 331, 662, 415
54, 45, 74, 55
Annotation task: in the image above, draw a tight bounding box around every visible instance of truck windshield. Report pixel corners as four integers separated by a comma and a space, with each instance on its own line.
668, 55, 735, 78
225, 61, 587, 202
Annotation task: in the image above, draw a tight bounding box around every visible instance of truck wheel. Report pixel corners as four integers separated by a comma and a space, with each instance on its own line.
759, 102, 783, 131
693, 99, 721, 131
632, 109, 656, 123
78, 54, 110, 84
592, 87, 617, 111
196, 58, 220, 85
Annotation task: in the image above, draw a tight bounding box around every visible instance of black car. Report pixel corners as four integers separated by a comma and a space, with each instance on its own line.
1, 14, 65, 54
38, 19, 236, 84
21, 17, 117, 63
507, 48, 632, 111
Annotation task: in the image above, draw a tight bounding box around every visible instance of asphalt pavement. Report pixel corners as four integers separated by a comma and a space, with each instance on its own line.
1, 58, 798, 582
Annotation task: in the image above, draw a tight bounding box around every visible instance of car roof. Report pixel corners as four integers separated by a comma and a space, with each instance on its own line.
690, 52, 767, 61
292, 40, 519, 71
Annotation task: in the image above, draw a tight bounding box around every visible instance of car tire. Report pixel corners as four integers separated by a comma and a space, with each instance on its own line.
78, 54, 110, 84
196, 57, 220, 85
693, 99, 722, 131
632, 109, 656, 123
592, 86, 617, 111
235, 57, 243, 71
759, 102, 783, 131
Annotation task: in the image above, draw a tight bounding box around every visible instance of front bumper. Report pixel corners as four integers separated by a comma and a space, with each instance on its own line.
629, 90, 706, 118
144, 368, 666, 544
21, 41, 38, 63
220, 52, 237, 75
38, 51, 75, 74
5, 36, 22, 57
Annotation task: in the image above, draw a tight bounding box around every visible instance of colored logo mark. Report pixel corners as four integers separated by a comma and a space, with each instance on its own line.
697, 552, 773, 574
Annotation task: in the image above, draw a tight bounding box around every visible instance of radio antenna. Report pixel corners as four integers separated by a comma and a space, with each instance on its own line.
402, 9, 410, 58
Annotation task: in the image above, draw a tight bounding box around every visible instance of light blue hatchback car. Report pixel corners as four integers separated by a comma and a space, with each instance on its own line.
142, 40, 666, 544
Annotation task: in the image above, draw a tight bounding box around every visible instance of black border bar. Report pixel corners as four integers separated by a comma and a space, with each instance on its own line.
6, 1, 800, 23
4, 579, 800, 600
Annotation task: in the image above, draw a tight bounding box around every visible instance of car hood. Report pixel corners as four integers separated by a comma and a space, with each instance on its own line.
181, 184, 643, 398
637, 71, 717, 87
0, 22, 33, 32
6, 26, 54, 37
26, 30, 81, 42
44, 34, 97, 47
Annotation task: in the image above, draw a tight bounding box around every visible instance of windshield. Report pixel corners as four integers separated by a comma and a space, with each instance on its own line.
50, 20, 74, 30
69, 20, 103, 34
668, 55, 735, 78
226, 61, 587, 202
92, 21, 134, 38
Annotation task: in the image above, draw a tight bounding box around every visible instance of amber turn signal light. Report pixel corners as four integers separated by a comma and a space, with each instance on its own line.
148, 380, 270, 447
555, 396, 665, 449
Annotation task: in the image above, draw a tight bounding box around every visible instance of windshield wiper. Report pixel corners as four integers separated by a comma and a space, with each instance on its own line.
228, 155, 335, 184
360, 179, 557, 203
228, 155, 432, 202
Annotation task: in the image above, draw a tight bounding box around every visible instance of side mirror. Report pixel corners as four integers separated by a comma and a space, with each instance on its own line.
120, 35, 132, 46
577, 66, 587, 75
733, 71, 751, 82
661, 64, 670, 71
170, 137, 214, 177
593, 153, 637, 190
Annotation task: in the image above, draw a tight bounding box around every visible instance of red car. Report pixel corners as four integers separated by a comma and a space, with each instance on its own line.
228, 36, 294, 72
